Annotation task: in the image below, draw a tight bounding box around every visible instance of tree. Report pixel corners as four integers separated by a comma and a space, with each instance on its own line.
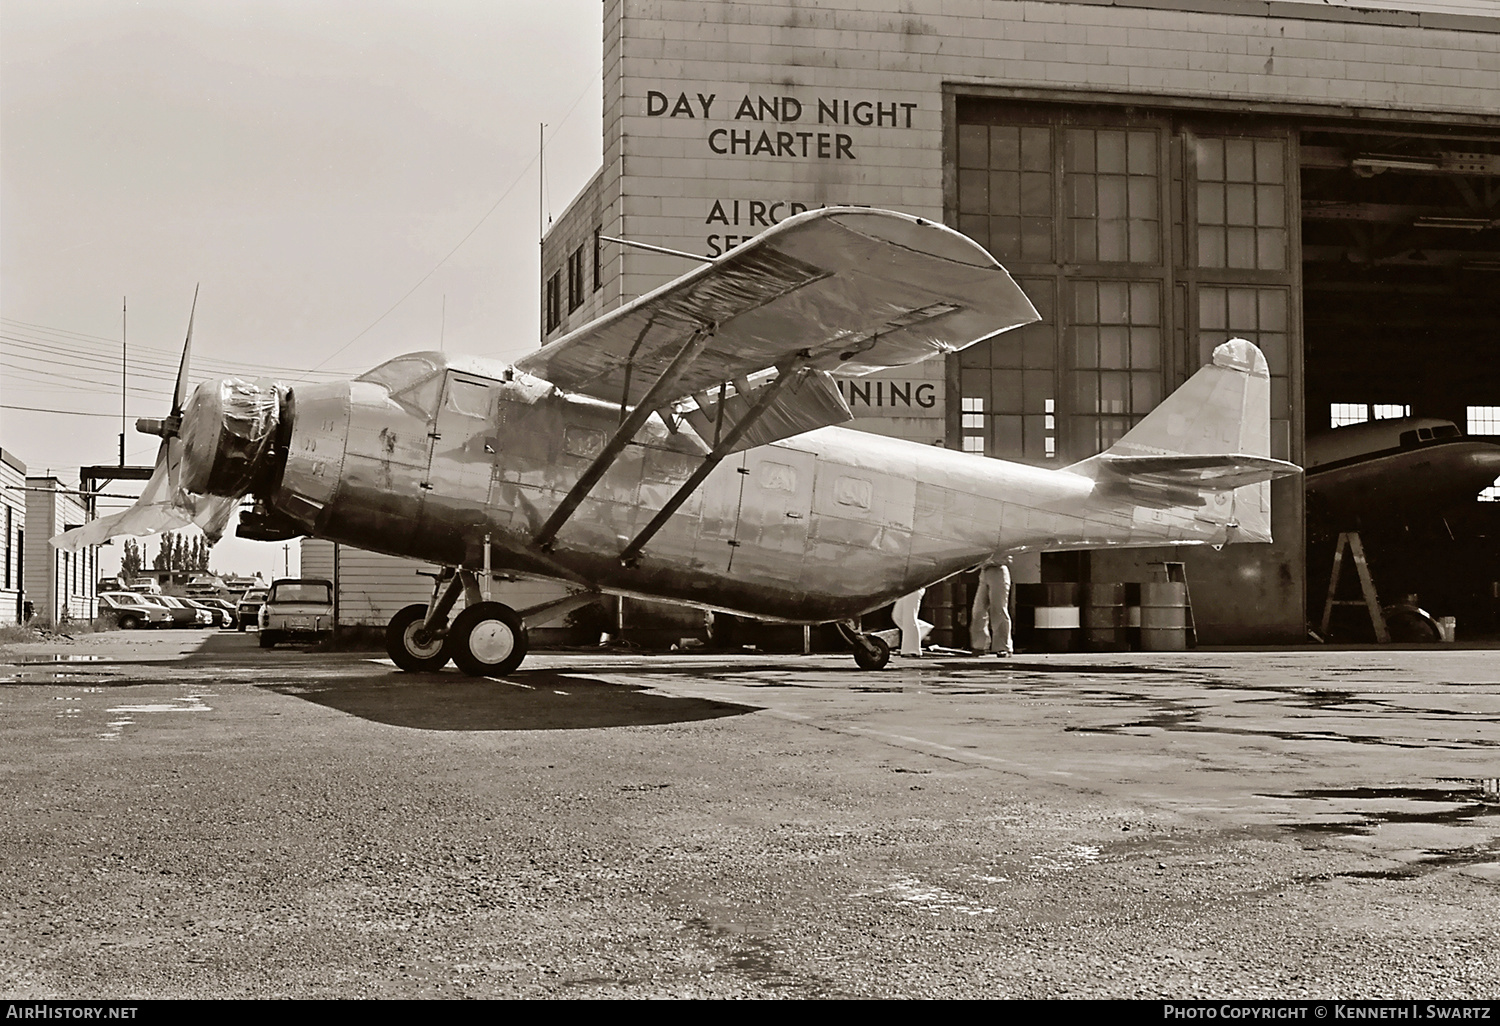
121, 539, 142, 580
155, 534, 172, 571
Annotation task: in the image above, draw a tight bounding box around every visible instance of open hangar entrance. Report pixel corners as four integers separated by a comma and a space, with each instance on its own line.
1301, 121, 1500, 639
945, 94, 1500, 645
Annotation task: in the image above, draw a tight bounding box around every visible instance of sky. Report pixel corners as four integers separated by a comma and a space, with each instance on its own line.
1, 0, 604, 581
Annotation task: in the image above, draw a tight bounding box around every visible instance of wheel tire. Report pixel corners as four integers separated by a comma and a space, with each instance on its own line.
259, 631, 277, 649
852, 634, 891, 671
117, 614, 141, 631
386, 603, 450, 672
449, 601, 528, 677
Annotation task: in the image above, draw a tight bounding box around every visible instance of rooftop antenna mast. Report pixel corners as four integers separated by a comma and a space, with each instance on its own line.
119, 296, 127, 467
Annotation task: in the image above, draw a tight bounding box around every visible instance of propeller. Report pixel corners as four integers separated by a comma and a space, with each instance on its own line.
53, 287, 243, 552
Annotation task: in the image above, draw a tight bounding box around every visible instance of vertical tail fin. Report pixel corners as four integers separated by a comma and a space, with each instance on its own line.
1073, 339, 1289, 544
1104, 338, 1271, 460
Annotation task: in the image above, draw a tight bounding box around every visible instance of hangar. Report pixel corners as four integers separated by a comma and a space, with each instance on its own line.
540, 0, 1500, 645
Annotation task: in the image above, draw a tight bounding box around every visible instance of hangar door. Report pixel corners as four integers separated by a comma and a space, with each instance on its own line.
948, 99, 1302, 644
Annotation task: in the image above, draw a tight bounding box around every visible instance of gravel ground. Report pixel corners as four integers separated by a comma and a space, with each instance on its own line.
1, 630, 1497, 998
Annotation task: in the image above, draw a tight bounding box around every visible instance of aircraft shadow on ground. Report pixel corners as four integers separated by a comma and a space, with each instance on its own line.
260, 668, 759, 731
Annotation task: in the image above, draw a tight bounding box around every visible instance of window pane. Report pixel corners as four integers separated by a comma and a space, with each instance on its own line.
1255, 139, 1284, 184
990, 370, 1024, 411
1098, 281, 1129, 323
1198, 184, 1224, 225
1074, 281, 1098, 323
1021, 218, 1052, 262
1256, 185, 1285, 227
1021, 172, 1051, 216
1226, 183, 1255, 225
1098, 220, 1127, 262
1195, 138, 1224, 181
958, 169, 988, 214
1225, 139, 1255, 182
1099, 326, 1128, 368
1227, 226, 1256, 268
959, 125, 988, 168
990, 126, 1020, 169
1257, 289, 1287, 330
1021, 127, 1051, 171
1128, 176, 1158, 220
1227, 288, 1257, 330
1098, 176, 1127, 218
1131, 327, 1162, 369
1073, 326, 1099, 368
989, 171, 1020, 213
1066, 129, 1094, 173
1129, 221, 1158, 263
1130, 283, 1159, 325
1257, 229, 1286, 270
1128, 132, 1157, 175
1069, 174, 1097, 217
1198, 227, 1225, 267
1097, 131, 1127, 174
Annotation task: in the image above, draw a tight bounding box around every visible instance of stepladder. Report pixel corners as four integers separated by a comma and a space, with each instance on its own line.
1319, 531, 1390, 643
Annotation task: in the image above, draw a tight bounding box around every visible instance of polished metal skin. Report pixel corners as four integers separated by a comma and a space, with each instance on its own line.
263, 338, 1293, 625
54, 208, 1299, 673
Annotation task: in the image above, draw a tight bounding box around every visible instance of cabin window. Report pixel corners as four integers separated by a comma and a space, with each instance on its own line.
1433, 424, 1460, 439
563, 426, 604, 459
758, 462, 796, 492
1418, 427, 1433, 441
1399, 430, 1420, 448
445, 379, 491, 419
395, 375, 444, 418
358, 355, 439, 394
833, 476, 872, 510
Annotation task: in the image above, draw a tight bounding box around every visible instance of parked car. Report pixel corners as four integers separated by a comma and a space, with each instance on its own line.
258, 578, 335, 648
199, 598, 239, 628
182, 598, 230, 627
98, 592, 173, 630
236, 589, 269, 631
139, 594, 200, 627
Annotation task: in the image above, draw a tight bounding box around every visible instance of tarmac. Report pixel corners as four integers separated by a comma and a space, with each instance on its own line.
0, 628, 1496, 998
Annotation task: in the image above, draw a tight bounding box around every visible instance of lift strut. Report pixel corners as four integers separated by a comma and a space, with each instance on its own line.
532, 324, 715, 552
618, 353, 812, 567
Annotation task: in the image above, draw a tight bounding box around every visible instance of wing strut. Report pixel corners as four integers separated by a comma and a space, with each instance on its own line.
532, 323, 716, 552
619, 352, 812, 568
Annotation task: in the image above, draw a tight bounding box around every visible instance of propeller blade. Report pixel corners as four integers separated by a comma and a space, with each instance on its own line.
172, 284, 199, 417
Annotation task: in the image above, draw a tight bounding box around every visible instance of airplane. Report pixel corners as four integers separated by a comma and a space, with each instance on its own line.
54, 207, 1300, 675
1305, 416, 1500, 528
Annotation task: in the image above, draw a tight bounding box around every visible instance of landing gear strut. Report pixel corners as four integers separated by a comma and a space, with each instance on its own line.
384, 567, 600, 678
837, 620, 891, 671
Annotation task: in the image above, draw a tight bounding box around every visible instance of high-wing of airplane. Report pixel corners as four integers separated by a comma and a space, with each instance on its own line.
55, 207, 1299, 674
1305, 416, 1500, 528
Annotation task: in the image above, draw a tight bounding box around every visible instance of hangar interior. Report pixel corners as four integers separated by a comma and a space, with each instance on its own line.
1301, 124, 1500, 637
947, 96, 1500, 642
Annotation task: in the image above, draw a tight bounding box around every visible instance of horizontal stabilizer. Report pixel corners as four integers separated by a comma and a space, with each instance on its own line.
1095, 453, 1301, 490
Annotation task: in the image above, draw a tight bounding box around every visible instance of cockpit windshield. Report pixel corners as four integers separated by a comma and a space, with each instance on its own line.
357, 355, 441, 394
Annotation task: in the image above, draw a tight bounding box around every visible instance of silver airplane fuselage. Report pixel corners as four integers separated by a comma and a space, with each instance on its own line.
271, 359, 1245, 623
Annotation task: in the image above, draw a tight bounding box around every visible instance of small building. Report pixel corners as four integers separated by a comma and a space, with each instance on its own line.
299, 539, 571, 630
24, 476, 97, 625
1, 449, 25, 625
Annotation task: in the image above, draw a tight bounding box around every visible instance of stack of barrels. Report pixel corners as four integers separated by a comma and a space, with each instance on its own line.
1012, 580, 1191, 653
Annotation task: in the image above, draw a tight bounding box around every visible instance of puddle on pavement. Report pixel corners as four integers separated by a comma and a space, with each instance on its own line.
12, 654, 107, 663
1260, 781, 1500, 880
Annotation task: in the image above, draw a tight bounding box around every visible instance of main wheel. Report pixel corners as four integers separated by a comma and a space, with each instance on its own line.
852, 634, 891, 671
386, 603, 451, 672
449, 601, 528, 677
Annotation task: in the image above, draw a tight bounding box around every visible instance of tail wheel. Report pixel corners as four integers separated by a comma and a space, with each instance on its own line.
449, 601, 527, 677
852, 634, 891, 671
386, 603, 451, 672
